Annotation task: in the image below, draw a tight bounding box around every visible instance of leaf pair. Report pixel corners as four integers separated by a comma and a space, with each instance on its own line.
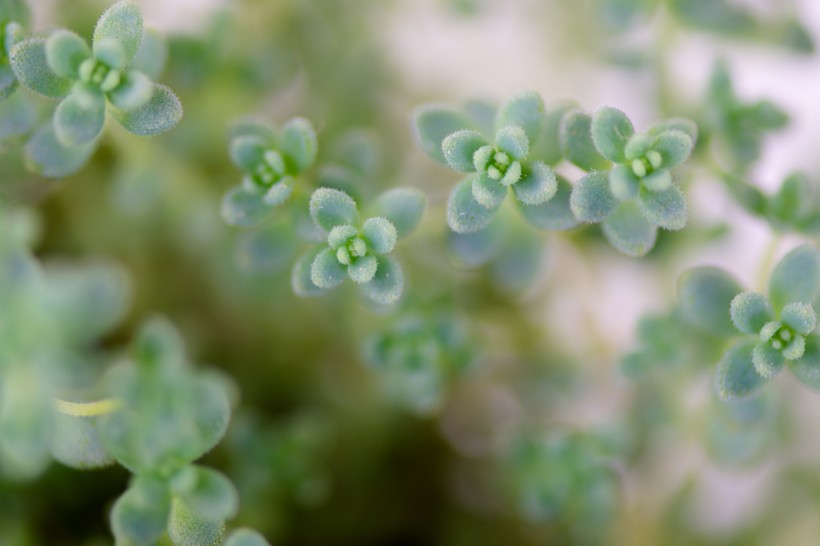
221, 117, 317, 228
292, 187, 426, 305
568, 107, 696, 256
678, 244, 820, 400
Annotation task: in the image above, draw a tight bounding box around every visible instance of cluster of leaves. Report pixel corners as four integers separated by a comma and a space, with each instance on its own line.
413, 90, 696, 257
3, 0, 181, 177
363, 311, 476, 415
678, 244, 820, 400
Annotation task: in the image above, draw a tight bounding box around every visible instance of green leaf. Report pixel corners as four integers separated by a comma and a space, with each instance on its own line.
602, 200, 657, 257
108, 70, 153, 111
0, 90, 36, 138
560, 109, 610, 171
570, 170, 617, 223
641, 170, 672, 192
224, 529, 271, 546
261, 177, 294, 207
752, 342, 785, 378
10, 38, 74, 98
230, 135, 267, 172
281, 117, 317, 172
45, 30, 91, 80
447, 219, 503, 267
370, 188, 426, 238
768, 244, 820, 310
54, 89, 106, 147
472, 173, 507, 209
0, 62, 17, 102
788, 335, 820, 389
220, 186, 270, 228
50, 413, 113, 470
113, 83, 182, 136
591, 107, 634, 163
512, 161, 557, 206
93, 37, 127, 70
291, 246, 328, 297
730, 291, 773, 334
170, 466, 239, 522
609, 164, 640, 201
442, 129, 486, 172
348, 254, 378, 284
310, 187, 358, 232
362, 217, 397, 254
25, 123, 96, 178
495, 125, 529, 160
647, 117, 698, 142
93, 0, 144, 63
167, 496, 224, 546
359, 255, 403, 305
678, 267, 742, 336
447, 175, 498, 233
716, 339, 767, 400
516, 175, 579, 231
781, 302, 817, 335
310, 247, 346, 289
412, 105, 473, 164
111, 476, 171, 546
530, 101, 575, 166
653, 130, 693, 169
637, 185, 688, 230
495, 89, 545, 145
131, 28, 168, 80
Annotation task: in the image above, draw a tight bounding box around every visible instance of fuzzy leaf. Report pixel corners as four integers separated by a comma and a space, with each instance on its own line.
224, 529, 271, 546
512, 161, 557, 205
348, 254, 378, 284
495, 89, 545, 144
167, 497, 224, 546
788, 336, 820, 390
291, 246, 328, 297
447, 220, 503, 267
609, 164, 640, 201
517, 175, 579, 231
730, 291, 773, 334
11, 38, 73, 98
495, 125, 529, 160
359, 255, 403, 305
0, 90, 36, 138
591, 107, 634, 163
768, 244, 820, 310
54, 90, 106, 147
678, 267, 742, 336
113, 83, 182, 136
647, 117, 698, 142
362, 217, 397, 254
447, 176, 498, 233
281, 117, 317, 172
111, 476, 171, 546
132, 28, 168, 80
370, 188, 426, 238
45, 30, 91, 80
310, 247, 346, 289
442, 129, 486, 172
752, 342, 785, 378
602, 200, 657, 257
637, 185, 688, 230
412, 105, 473, 164
170, 466, 239, 522
50, 413, 113, 469
108, 70, 153, 111
560, 109, 610, 171
653, 130, 693, 169
781, 302, 817, 335
310, 188, 358, 232
0, 62, 17, 102
472, 173, 507, 209
230, 135, 267, 172
25, 123, 96, 178
570, 170, 617, 223
716, 339, 767, 400
262, 178, 294, 207
220, 186, 270, 228
93, 38, 127, 70
93, 0, 144, 63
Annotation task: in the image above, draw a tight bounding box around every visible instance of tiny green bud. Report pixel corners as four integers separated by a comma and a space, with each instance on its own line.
646, 150, 662, 169
336, 247, 351, 265
351, 237, 367, 257
631, 159, 647, 178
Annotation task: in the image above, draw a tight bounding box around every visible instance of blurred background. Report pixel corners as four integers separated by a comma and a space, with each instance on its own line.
3, 0, 820, 544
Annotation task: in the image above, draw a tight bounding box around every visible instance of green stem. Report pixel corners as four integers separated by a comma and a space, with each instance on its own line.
54, 398, 122, 417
